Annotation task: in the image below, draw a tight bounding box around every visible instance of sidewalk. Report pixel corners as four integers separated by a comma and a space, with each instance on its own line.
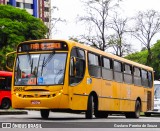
0, 109, 28, 115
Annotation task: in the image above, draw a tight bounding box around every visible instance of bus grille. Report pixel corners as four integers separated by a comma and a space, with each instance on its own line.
17, 93, 56, 98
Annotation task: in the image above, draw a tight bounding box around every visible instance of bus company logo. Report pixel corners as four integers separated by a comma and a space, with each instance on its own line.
34, 94, 38, 97
87, 78, 92, 84
2, 123, 11, 128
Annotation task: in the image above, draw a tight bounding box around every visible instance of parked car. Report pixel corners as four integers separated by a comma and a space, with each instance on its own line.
145, 80, 160, 116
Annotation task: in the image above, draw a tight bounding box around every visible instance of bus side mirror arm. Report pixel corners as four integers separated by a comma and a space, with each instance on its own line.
6, 51, 16, 72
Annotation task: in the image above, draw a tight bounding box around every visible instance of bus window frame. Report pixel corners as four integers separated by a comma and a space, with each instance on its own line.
133, 66, 142, 86
14, 52, 68, 86
113, 60, 123, 83
0, 76, 12, 91
69, 47, 86, 86
87, 52, 101, 79
101, 56, 113, 80
148, 71, 153, 88
123, 63, 133, 84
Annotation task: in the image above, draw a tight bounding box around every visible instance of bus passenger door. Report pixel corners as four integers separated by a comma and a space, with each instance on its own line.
69, 55, 87, 110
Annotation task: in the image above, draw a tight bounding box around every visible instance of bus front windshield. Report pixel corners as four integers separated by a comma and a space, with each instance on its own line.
154, 84, 160, 99
14, 53, 67, 86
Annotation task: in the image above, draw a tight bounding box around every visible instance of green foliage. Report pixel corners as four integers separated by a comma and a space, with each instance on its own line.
0, 5, 48, 70
149, 40, 160, 79
125, 40, 160, 80
125, 50, 148, 65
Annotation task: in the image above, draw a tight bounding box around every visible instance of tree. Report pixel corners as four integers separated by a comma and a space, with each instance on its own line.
78, 0, 122, 51
45, 6, 66, 38
0, 5, 48, 70
125, 40, 160, 80
108, 34, 132, 56
108, 13, 131, 56
132, 10, 160, 65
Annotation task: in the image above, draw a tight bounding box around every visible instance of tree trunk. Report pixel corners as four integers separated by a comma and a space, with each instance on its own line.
146, 47, 152, 66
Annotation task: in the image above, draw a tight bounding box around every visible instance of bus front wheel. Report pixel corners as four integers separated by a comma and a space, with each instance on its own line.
85, 95, 94, 119
1, 98, 11, 109
40, 109, 50, 119
144, 112, 151, 117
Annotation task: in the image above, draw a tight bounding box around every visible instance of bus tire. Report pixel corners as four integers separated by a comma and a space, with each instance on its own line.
95, 111, 108, 118
126, 100, 141, 118
1, 98, 11, 109
144, 112, 151, 117
134, 100, 141, 118
85, 95, 94, 119
40, 109, 50, 119
125, 112, 132, 118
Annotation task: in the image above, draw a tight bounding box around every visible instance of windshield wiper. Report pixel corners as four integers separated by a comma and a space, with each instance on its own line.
26, 52, 31, 66
40, 51, 55, 76
42, 51, 55, 67
41, 57, 46, 76
26, 52, 34, 74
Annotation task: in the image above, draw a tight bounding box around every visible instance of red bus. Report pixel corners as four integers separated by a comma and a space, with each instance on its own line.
0, 71, 12, 109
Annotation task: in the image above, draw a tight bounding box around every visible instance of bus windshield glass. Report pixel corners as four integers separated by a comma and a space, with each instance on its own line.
154, 84, 160, 99
0, 76, 11, 90
14, 53, 67, 85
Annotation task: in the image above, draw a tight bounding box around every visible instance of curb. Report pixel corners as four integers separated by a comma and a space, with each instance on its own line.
0, 110, 28, 115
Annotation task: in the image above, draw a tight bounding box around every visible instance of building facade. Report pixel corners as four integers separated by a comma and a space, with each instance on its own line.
0, 0, 50, 23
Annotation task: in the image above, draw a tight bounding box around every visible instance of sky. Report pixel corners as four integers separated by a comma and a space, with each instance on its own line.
51, 0, 160, 51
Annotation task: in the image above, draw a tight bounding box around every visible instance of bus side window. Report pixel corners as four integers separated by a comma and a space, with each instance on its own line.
0, 77, 6, 90
133, 67, 142, 86
6, 77, 12, 90
124, 64, 133, 84
148, 71, 153, 88
0, 77, 11, 90
69, 48, 86, 85
88, 53, 101, 78
102, 57, 113, 80
141, 70, 149, 87
114, 60, 123, 82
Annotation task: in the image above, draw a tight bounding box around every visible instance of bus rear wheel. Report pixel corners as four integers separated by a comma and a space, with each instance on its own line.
95, 111, 108, 118
40, 109, 50, 119
1, 98, 11, 109
125, 100, 141, 118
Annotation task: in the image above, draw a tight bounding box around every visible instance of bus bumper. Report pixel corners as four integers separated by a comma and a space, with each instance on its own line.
12, 92, 65, 109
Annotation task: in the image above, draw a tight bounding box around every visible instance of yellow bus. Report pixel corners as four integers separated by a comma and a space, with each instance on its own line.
7, 39, 154, 119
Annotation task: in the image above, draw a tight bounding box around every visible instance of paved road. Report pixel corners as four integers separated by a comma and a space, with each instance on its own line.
1, 110, 160, 131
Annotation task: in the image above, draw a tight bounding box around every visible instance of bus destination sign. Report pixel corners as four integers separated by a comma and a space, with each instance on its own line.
30, 43, 61, 50
18, 42, 68, 52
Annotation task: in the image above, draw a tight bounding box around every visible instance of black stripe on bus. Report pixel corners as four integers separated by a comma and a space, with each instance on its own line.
73, 93, 147, 102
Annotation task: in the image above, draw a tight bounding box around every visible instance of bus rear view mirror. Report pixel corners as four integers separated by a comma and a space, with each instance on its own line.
70, 57, 76, 77
6, 51, 16, 71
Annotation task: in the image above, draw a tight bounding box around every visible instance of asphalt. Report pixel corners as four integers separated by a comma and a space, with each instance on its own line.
0, 109, 28, 115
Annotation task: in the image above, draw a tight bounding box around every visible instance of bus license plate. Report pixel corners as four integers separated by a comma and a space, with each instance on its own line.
31, 100, 40, 105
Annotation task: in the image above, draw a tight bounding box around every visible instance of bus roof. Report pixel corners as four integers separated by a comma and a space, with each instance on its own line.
71, 40, 153, 71
0, 71, 12, 77
19, 39, 153, 71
